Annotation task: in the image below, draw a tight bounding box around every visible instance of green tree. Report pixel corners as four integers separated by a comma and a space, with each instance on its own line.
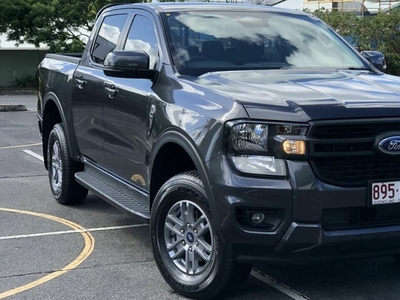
0, 0, 141, 52
313, 9, 400, 76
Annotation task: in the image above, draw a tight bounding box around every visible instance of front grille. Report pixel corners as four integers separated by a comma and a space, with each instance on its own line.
311, 120, 400, 139
309, 119, 400, 187
311, 156, 400, 187
322, 205, 400, 230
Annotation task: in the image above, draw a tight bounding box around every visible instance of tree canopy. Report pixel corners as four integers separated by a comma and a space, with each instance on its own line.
0, 0, 141, 52
313, 8, 400, 76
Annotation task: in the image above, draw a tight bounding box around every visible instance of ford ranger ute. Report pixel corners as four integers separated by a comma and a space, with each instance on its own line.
37, 3, 400, 299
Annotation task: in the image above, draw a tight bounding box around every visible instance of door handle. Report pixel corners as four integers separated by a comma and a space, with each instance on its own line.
76, 77, 86, 89
105, 85, 117, 98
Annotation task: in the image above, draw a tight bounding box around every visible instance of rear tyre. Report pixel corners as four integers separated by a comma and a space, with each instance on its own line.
150, 171, 252, 300
47, 123, 88, 205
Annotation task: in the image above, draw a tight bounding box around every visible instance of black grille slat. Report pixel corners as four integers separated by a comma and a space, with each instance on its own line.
311, 156, 400, 186
309, 119, 400, 187
312, 122, 400, 139
322, 206, 400, 230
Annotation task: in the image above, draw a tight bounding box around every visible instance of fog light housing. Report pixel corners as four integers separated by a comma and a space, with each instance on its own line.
237, 208, 284, 231
251, 213, 265, 224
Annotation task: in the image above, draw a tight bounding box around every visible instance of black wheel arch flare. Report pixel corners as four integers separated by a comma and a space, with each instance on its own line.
149, 128, 223, 238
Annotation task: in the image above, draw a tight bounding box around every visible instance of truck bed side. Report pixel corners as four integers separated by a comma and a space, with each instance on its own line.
37, 53, 82, 167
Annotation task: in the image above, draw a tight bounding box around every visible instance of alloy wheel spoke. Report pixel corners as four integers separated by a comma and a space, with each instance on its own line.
167, 213, 183, 227
187, 203, 196, 225
167, 236, 184, 251
180, 202, 188, 224
197, 223, 210, 237
185, 249, 198, 273
192, 215, 206, 230
195, 244, 211, 261
165, 222, 184, 237
53, 143, 59, 159
198, 237, 212, 253
57, 170, 62, 184
52, 160, 60, 170
171, 244, 185, 260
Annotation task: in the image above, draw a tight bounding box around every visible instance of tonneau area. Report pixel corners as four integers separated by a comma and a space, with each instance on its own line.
45, 53, 82, 64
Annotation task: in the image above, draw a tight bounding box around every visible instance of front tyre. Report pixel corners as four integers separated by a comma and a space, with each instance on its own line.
151, 171, 252, 300
47, 123, 88, 205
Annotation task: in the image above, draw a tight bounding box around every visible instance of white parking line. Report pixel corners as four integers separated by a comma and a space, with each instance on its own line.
0, 143, 41, 150
251, 269, 309, 300
0, 224, 148, 241
23, 150, 44, 162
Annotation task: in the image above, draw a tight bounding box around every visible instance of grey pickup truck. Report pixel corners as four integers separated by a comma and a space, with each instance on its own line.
37, 3, 400, 299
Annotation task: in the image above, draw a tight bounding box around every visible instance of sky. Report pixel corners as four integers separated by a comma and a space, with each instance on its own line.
0, 33, 48, 49
274, 0, 303, 9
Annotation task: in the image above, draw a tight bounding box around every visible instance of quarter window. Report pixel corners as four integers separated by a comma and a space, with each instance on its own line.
124, 15, 159, 69
92, 14, 128, 64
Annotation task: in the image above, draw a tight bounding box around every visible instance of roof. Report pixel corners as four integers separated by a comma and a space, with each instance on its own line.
102, 2, 306, 15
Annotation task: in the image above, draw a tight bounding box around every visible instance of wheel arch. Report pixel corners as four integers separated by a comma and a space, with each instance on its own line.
149, 129, 221, 232
42, 92, 80, 168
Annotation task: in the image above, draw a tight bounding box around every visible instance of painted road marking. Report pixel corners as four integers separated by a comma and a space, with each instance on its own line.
0, 208, 95, 299
0, 143, 41, 150
251, 269, 310, 300
0, 224, 148, 241
22, 149, 44, 162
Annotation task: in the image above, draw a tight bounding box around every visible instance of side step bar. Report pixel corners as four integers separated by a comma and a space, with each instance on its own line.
75, 165, 150, 220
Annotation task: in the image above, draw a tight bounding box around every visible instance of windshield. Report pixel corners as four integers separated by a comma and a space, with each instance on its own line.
162, 10, 368, 76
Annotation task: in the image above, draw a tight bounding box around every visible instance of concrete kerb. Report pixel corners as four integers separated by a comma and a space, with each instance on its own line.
0, 105, 27, 112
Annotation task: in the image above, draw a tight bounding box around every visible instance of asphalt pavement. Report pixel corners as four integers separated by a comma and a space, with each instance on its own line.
2, 98, 400, 300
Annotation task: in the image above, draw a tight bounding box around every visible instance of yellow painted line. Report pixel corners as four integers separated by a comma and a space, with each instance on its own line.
0, 208, 95, 299
0, 143, 41, 150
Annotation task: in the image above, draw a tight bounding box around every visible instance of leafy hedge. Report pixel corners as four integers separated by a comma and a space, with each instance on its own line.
312, 9, 400, 76
12, 75, 38, 88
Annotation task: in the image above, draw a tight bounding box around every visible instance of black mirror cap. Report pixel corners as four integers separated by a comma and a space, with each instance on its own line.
361, 50, 387, 73
104, 50, 149, 70
103, 50, 157, 80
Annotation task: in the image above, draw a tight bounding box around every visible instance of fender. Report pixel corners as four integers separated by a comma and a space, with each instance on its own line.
149, 129, 223, 237
43, 92, 81, 164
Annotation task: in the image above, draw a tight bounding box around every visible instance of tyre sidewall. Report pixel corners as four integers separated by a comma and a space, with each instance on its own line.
47, 124, 68, 203
150, 178, 227, 297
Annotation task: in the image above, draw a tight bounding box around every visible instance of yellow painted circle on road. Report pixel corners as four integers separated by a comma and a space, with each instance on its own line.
0, 208, 95, 299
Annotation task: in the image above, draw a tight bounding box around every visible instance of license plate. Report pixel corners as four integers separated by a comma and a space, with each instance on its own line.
371, 181, 400, 205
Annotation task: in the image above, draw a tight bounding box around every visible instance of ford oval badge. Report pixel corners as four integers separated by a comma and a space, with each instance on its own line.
378, 136, 400, 155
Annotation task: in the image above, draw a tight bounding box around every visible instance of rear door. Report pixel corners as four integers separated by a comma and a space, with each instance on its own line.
102, 10, 161, 191
72, 12, 128, 165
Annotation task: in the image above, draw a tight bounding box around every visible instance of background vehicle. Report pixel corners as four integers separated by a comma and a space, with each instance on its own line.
37, 3, 400, 299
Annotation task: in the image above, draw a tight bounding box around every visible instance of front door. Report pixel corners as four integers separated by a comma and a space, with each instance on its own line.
102, 12, 160, 192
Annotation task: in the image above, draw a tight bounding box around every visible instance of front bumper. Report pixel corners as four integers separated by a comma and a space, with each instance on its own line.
207, 155, 400, 263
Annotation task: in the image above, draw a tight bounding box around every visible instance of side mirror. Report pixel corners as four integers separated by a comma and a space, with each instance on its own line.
103, 50, 157, 79
361, 51, 387, 73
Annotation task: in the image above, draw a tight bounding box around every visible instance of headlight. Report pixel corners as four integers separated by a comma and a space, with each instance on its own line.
231, 123, 269, 154
226, 121, 308, 177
